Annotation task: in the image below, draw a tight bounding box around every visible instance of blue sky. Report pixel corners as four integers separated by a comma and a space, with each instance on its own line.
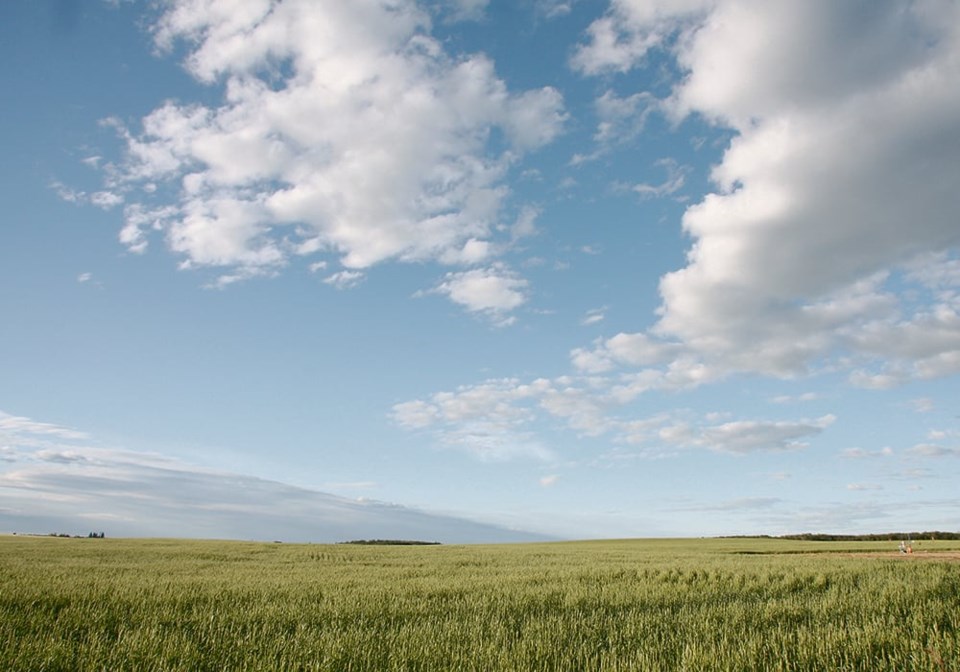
2, 0, 959, 542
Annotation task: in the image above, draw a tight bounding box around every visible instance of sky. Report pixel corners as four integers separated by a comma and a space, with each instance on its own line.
1, 0, 959, 543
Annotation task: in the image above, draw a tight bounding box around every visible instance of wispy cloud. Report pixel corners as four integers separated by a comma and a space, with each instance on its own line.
673, 497, 782, 513
580, 307, 606, 326
908, 444, 960, 458
393, 375, 837, 459
770, 392, 818, 405
847, 483, 883, 491
841, 447, 894, 459
323, 271, 365, 290
632, 158, 689, 200
0, 412, 89, 442
0, 411, 548, 543
50, 180, 123, 210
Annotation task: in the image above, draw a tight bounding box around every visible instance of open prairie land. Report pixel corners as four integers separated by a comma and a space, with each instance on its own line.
1, 535, 958, 671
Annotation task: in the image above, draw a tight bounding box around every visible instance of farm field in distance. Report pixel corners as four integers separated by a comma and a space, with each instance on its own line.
1, 535, 958, 671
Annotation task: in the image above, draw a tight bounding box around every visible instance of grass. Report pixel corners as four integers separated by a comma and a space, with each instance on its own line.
1, 535, 958, 670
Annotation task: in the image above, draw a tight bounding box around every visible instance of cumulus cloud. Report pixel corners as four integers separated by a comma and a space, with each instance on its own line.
104, 0, 565, 317
430, 263, 529, 324
571, 0, 960, 384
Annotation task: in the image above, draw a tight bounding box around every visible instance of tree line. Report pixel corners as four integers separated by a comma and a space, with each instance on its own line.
779, 531, 960, 541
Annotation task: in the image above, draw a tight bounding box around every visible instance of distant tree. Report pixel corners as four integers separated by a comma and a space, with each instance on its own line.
340, 539, 441, 546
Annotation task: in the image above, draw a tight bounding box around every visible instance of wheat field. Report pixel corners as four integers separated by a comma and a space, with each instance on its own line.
1, 535, 958, 671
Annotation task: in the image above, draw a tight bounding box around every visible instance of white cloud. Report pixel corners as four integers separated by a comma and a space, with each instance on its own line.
846, 301, 960, 383
672, 497, 782, 513
848, 370, 903, 391
572, 0, 960, 385
539, 474, 559, 487
323, 270, 365, 290
770, 392, 818, 405
676, 414, 836, 455
571, 0, 711, 75
51, 180, 123, 210
905, 251, 960, 290
207, 266, 276, 290
393, 376, 836, 459
510, 206, 540, 242
438, 238, 494, 266
89, 191, 124, 209
50, 180, 85, 204
571, 332, 682, 373
0, 412, 89, 442
580, 307, 606, 326
540, 2, 573, 18
106, 0, 565, 299
431, 263, 528, 323
77, 272, 93, 284
391, 377, 562, 460
538, 383, 612, 437
119, 203, 179, 255
392, 400, 441, 429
